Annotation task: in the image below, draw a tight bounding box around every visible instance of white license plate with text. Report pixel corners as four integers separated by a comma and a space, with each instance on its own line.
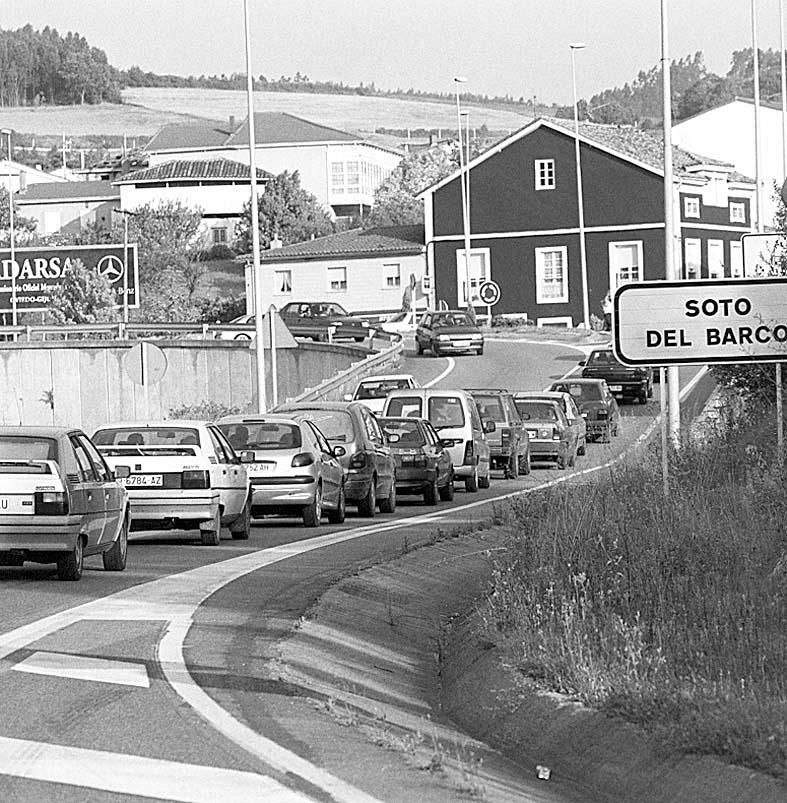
120, 475, 163, 487
0, 495, 34, 514
609, 385, 623, 392
248, 463, 274, 474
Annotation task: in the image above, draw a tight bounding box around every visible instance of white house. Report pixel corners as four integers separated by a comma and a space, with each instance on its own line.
0, 159, 67, 194
251, 225, 427, 316
15, 181, 119, 237
673, 97, 785, 228
144, 113, 403, 221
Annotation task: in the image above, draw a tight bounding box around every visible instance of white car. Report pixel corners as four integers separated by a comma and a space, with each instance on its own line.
92, 420, 251, 546
345, 374, 420, 415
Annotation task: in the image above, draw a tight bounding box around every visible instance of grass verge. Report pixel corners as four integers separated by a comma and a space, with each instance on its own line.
481, 405, 787, 779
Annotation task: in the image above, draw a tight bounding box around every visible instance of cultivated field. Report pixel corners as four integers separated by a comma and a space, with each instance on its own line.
0, 87, 532, 141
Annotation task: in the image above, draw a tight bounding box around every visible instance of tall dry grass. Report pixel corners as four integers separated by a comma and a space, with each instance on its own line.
484, 409, 787, 778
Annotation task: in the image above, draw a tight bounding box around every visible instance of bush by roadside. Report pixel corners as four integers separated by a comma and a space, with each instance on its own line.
482, 411, 787, 779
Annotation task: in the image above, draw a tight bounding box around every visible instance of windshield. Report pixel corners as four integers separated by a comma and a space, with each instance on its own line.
428, 397, 465, 429
385, 396, 423, 418
0, 436, 58, 462
516, 401, 558, 421
356, 379, 411, 400
311, 303, 348, 317
433, 312, 473, 327
473, 395, 505, 423
290, 410, 354, 442
380, 419, 426, 446
555, 383, 602, 402
218, 421, 302, 451
93, 427, 201, 446
588, 350, 623, 367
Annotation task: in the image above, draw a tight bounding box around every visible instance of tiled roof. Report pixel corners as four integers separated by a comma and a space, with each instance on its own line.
144, 121, 234, 152
115, 158, 270, 184
225, 112, 359, 146
257, 225, 425, 262
16, 181, 119, 203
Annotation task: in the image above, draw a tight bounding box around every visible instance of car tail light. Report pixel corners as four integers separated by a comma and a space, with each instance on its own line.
552, 427, 562, 441
182, 470, 210, 489
34, 491, 68, 515
349, 452, 367, 469
462, 441, 474, 465
291, 452, 315, 467
500, 427, 510, 444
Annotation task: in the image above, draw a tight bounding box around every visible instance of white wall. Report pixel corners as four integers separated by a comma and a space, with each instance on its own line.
0, 160, 66, 194
119, 183, 252, 216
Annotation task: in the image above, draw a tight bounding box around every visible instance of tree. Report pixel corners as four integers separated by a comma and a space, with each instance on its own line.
46, 257, 118, 325
235, 170, 334, 252
364, 146, 459, 228
0, 186, 37, 244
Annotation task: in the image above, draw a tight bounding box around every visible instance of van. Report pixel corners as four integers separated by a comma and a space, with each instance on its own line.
382, 389, 492, 492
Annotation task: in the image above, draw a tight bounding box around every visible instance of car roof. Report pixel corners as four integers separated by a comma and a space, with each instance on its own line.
0, 426, 78, 438
466, 388, 510, 394
552, 378, 606, 385
216, 413, 299, 425
275, 401, 356, 412
384, 388, 471, 398
359, 374, 414, 382
514, 390, 566, 399
93, 420, 209, 429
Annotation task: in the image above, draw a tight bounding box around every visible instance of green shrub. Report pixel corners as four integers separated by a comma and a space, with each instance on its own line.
168, 400, 244, 421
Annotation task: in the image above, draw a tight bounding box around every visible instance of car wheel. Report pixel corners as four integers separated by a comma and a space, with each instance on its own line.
358, 476, 377, 517
476, 345, 484, 355
327, 483, 346, 524
556, 453, 566, 469
424, 477, 439, 505
416, 339, 424, 355
102, 516, 128, 571
568, 448, 576, 468
578, 439, 587, 456
379, 480, 397, 513
518, 450, 531, 475
464, 466, 479, 493
647, 384, 654, 398
303, 484, 323, 527
439, 474, 455, 501
600, 426, 612, 444
479, 469, 491, 489
230, 496, 252, 540
432, 345, 441, 357
200, 508, 222, 546
57, 536, 84, 581
639, 392, 647, 404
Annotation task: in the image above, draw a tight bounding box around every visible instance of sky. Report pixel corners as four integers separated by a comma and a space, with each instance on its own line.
3, 0, 787, 104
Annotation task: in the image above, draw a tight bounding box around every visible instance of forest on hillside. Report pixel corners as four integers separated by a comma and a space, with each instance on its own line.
0, 24, 784, 127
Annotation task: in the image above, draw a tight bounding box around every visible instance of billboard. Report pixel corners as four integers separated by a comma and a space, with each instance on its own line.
0, 243, 139, 313
613, 278, 787, 366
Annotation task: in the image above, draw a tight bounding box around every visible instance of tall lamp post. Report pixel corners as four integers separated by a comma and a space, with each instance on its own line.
454, 76, 474, 314
1, 129, 17, 328
569, 44, 590, 329
243, 0, 268, 413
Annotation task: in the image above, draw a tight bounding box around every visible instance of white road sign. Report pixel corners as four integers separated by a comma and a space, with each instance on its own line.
613, 278, 787, 366
478, 280, 501, 306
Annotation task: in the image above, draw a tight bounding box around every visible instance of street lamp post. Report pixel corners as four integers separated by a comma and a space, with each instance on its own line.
454, 77, 474, 314
569, 44, 590, 329
1, 129, 17, 328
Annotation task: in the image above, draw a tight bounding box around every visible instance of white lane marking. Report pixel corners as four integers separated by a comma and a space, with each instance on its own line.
0, 369, 708, 803
423, 356, 455, 387
12, 651, 150, 688
0, 735, 310, 803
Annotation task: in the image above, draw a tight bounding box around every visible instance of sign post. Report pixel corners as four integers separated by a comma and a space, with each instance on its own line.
123, 342, 167, 420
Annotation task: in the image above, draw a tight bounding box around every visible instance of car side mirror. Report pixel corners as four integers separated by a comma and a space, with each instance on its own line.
484, 420, 496, 433
113, 465, 130, 479
332, 445, 346, 458
343, 393, 353, 401
240, 451, 255, 463
578, 359, 586, 366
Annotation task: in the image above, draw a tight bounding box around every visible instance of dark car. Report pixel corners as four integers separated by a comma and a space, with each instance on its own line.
274, 401, 396, 517
548, 378, 620, 443
415, 310, 484, 356
379, 417, 454, 505
580, 347, 653, 404
0, 426, 130, 580
279, 301, 371, 342
466, 388, 530, 477
514, 398, 576, 469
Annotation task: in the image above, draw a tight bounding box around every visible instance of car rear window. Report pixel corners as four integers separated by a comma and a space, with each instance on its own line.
385, 396, 423, 418
516, 401, 558, 421
588, 350, 622, 366
428, 396, 466, 428
380, 419, 426, 446
433, 313, 473, 327
356, 379, 411, 399
555, 383, 602, 401
291, 410, 354, 442
218, 422, 301, 451
93, 428, 200, 446
473, 395, 505, 422
0, 436, 58, 462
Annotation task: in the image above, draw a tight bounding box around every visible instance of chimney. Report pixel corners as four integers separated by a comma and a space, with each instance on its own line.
229, 115, 236, 130
270, 237, 282, 249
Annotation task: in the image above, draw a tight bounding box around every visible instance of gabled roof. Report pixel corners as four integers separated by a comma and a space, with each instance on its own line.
418, 117, 751, 198
0, 159, 67, 182
224, 112, 360, 146
114, 158, 270, 185
256, 225, 425, 262
144, 121, 234, 152
16, 181, 119, 204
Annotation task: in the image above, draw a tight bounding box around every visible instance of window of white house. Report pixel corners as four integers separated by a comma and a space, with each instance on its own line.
383, 263, 401, 289
535, 246, 568, 304
535, 159, 555, 190
684, 238, 701, 279
729, 202, 746, 223
211, 227, 228, 244
684, 197, 700, 218
455, 248, 490, 306
274, 269, 292, 294
730, 241, 743, 278
708, 239, 725, 279
327, 266, 347, 292
608, 241, 643, 291
346, 161, 360, 190
331, 162, 345, 195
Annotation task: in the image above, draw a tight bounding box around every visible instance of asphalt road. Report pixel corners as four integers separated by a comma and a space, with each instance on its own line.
0, 336, 713, 803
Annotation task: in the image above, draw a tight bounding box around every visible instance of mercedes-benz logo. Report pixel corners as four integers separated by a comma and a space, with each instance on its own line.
97, 255, 125, 284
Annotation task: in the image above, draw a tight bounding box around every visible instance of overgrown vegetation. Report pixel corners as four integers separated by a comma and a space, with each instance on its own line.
483, 405, 787, 778
168, 400, 244, 421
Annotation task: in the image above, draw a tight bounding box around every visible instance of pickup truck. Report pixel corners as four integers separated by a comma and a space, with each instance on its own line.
92, 420, 251, 545
580, 347, 653, 404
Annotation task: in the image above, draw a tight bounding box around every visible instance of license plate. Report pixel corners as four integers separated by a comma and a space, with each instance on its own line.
0, 495, 34, 515
609, 385, 623, 392
120, 475, 163, 487
454, 341, 471, 349
248, 463, 274, 474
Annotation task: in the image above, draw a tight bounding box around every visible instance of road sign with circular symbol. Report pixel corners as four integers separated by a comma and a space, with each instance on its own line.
123, 342, 168, 386
97, 254, 125, 284
478, 280, 501, 306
